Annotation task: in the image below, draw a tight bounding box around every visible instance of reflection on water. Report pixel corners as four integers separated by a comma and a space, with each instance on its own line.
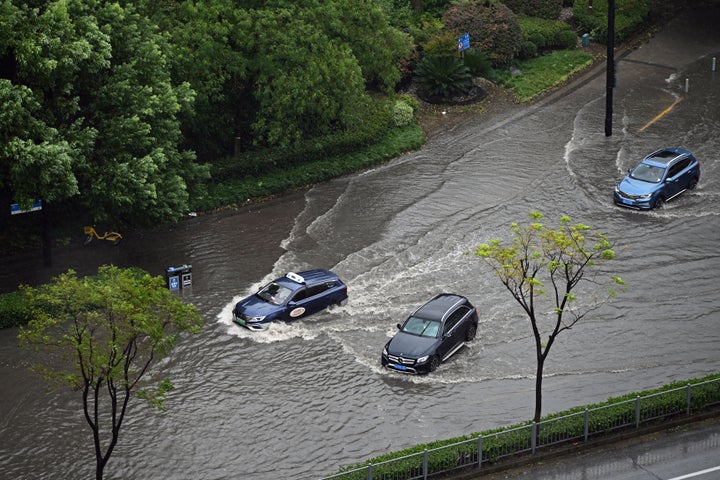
1, 10, 720, 480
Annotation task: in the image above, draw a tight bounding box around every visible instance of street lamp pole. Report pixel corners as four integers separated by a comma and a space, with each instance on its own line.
605, 0, 616, 136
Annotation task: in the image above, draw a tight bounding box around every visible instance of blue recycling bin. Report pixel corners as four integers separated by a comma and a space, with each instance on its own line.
166, 264, 192, 290
581, 33, 590, 47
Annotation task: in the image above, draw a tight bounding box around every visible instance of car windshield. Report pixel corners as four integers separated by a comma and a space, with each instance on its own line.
401, 316, 441, 338
257, 282, 292, 305
630, 162, 665, 183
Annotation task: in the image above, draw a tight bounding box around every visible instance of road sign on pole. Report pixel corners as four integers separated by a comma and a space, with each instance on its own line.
458, 33, 470, 53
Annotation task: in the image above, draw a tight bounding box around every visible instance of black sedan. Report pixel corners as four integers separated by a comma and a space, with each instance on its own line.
381, 293, 478, 374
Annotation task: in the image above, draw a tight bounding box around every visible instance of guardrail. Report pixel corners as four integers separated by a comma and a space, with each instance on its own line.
322, 378, 720, 480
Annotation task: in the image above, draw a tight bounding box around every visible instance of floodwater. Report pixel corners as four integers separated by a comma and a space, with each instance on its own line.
1, 8, 719, 480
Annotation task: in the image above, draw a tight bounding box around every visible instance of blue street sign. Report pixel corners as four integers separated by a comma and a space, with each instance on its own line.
10, 200, 43, 215
458, 33, 470, 52
169, 276, 180, 291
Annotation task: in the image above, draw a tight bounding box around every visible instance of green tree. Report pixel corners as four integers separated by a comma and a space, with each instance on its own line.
474, 212, 624, 423
18, 265, 202, 480
0, 0, 206, 226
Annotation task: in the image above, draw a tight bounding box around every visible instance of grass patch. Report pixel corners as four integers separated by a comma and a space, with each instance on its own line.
496, 50, 596, 102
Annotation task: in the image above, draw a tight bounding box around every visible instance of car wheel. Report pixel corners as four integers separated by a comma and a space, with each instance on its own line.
653, 196, 665, 210
689, 177, 699, 190
429, 355, 440, 372
466, 323, 477, 341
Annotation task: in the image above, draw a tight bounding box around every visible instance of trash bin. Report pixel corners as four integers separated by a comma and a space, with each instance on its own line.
581, 33, 590, 47
166, 264, 192, 290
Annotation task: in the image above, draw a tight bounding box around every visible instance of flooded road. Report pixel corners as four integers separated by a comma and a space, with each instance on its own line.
1, 8, 719, 480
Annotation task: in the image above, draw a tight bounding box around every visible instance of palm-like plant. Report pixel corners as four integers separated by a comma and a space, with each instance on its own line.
414, 55, 472, 101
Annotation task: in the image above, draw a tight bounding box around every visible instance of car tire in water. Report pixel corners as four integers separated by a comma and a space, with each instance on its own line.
466, 324, 477, 341
653, 196, 665, 210
689, 177, 699, 190
429, 355, 440, 372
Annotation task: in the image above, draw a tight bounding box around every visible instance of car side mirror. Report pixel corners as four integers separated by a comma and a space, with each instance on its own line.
288, 301, 297, 308
396, 323, 402, 330
627, 168, 633, 174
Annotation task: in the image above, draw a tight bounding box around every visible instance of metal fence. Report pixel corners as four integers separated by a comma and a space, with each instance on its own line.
321, 378, 720, 480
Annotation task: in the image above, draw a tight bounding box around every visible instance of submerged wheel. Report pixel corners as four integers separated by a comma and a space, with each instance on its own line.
429, 355, 440, 372
466, 324, 477, 342
653, 196, 665, 210
688, 177, 699, 190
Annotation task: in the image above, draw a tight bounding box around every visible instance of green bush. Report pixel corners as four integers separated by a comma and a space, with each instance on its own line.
392, 100, 415, 127
573, 0, 651, 44
519, 15, 575, 49
0, 291, 32, 328
423, 31, 460, 56
462, 48, 493, 77
414, 55, 473, 100
443, 0, 522, 66
555, 29, 578, 49
503, 0, 563, 20
518, 40, 538, 59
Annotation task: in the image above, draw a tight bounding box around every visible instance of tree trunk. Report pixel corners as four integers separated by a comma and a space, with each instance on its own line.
534, 357, 544, 423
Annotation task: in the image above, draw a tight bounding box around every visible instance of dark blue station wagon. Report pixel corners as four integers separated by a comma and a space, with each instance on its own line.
233, 269, 348, 331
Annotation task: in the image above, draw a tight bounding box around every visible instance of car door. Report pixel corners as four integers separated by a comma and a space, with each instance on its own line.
664, 158, 691, 198
437, 306, 470, 360
285, 283, 329, 319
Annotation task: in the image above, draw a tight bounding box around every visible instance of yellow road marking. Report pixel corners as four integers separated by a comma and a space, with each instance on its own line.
639, 97, 683, 132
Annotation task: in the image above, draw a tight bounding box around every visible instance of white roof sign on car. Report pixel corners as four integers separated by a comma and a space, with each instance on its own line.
286, 272, 305, 284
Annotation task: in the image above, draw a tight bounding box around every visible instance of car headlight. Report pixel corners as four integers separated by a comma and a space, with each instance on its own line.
382, 347, 388, 356
614, 186, 620, 194
639, 193, 652, 199
245, 315, 266, 323
417, 355, 429, 364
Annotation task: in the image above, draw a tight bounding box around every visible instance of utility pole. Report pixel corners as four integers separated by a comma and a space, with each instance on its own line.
605, 0, 615, 136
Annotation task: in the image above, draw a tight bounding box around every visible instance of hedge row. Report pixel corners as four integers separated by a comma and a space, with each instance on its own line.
331, 372, 720, 479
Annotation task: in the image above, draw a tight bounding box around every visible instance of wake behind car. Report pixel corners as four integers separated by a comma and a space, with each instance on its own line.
233, 269, 348, 331
613, 148, 700, 210
381, 293, 478, 374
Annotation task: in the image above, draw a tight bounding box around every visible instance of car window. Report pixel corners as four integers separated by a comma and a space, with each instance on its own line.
402, 316, 440, 338
444, 306, 470, 334
258, 283, 292, 305
631, 163, 664, 183
667, 158, 691, 178
305, 283, 329, 298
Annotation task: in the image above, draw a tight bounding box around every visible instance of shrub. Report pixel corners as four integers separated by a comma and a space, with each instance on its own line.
462, 48, 493, 77
414, 55, 473, 101
443, 0, 522, 66
423, 31, 461, 56
392, 100, 415, 127
555, 29, 578, 49
0, 291, 33, 328
519, 15, 575, 49
503, 0, 563, 20
573, 0, 651, 44
518, 40, 538, 59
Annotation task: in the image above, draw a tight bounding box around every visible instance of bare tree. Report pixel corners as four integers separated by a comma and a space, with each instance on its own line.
475, 212, 624, 422
19, 266, 202, 480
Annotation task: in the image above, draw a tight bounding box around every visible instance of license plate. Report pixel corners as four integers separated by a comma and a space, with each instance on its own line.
392, 364, 407, 371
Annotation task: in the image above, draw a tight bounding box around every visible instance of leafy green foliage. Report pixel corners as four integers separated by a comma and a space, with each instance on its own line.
0, 290, 33, 328
0, 0, 207, 226
518, 15, 576, 50
443, 0, 522, 65
462, 48, 493, 77
414, 55, 472, 101
475, 212, 622, 421
392, 100, 415, 128
573, 0, 652, 44
503, 0, 563, 20
18, 265, 202, 479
